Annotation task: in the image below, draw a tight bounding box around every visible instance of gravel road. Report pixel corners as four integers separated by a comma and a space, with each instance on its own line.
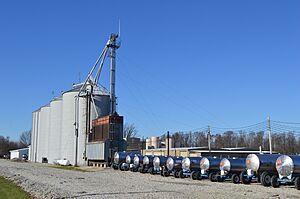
0, 159, 299, 199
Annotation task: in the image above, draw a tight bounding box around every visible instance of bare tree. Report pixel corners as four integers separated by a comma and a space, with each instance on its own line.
19, 130, 31, 147
123, 123, 138, 139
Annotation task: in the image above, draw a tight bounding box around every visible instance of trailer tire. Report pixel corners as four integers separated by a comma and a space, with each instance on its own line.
160, 168, 164, 176
231, 174, 240, 184
179, 170, 185, 178
174, 170, 179, 178
163, 170, 170, 177
271, 175, 280, 188
118, 164, 124, 171
149, 167, 154, 174
295, 177, 300, 190
240, 170, 251, 184
191, 171, 198, 180
260, 172, 271, 187
209, 173, 218, 182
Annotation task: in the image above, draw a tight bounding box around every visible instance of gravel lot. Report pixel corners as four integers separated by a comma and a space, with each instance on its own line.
0, 159, 299, 199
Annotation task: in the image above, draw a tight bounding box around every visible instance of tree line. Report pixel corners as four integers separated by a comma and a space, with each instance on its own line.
171, 130, 300, 155
0, 130, 31, 157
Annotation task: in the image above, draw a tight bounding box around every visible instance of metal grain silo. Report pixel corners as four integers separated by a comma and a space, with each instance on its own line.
60, 90, 78, 165
77, 93, 110, 166
48, 98, 62, 164
37, 105, 50, 163
30, 111, 38, 161
33, 110, 40, 162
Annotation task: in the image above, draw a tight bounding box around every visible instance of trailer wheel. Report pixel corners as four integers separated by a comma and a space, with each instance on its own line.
191, 171, 198, 180
240, 170, 251, 184
209, 173, 218, 182
231, 174, 240, 184
118, 164, 124, 171
295, 177, 300, 190
197, 172, 202, 180
271, 175, 280, 188
174, 170, 179, 178
179, 170, 185, 178
160, 168, 164, 176
260, 172, 271, 187
163, 170, 170, 177
148, 167, 154, 174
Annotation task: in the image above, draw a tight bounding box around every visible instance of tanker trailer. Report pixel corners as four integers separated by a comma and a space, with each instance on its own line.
139, 155, 155, 173
112, 151, 139, 171
131, 154, 143, 172
218, 158, 248, 184
163, 156, 183, 177
271, 155, 300, 190
151, 156, 168, 175
178, 157, 203, 180
199, 157, 222, 182
243, 154, 281, 186
123, 153, 139, 171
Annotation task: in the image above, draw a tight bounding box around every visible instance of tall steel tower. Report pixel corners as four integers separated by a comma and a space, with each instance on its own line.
107, 33, 120, 115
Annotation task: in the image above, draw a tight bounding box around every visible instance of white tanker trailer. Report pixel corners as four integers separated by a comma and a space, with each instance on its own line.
270, 155, 300, 190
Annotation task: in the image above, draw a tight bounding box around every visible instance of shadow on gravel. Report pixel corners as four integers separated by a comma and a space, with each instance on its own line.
63, 190, 181, 198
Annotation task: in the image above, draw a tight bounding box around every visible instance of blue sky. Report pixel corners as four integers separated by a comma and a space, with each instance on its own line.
0, 1, 299, 140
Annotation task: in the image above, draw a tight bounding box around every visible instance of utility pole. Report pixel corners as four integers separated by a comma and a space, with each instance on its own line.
208, 126, 211, 157
268, 116, 272, 154
141, 136, 144, 155
167, 131, 170, 156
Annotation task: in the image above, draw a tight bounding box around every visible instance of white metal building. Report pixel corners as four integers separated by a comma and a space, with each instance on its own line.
10, 148, 29, 159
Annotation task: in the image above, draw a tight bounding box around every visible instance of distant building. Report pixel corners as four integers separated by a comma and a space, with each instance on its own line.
143, 146, 276, 158
10, 147, 29, 159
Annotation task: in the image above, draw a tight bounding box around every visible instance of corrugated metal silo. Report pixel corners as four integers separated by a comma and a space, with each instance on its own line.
48, 98, 62, 164
37, 105, 50, 162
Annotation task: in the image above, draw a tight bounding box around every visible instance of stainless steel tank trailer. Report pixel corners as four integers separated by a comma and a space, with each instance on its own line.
139, 155, 155, 173
178, 157, 203, 179
199, 157, 222, 182
130, 154, 143, 172
123, 153, 140, 171
112, 151, 139, 171
216, 158, 248, 184
242, 154, 281, 186
162, 156, 183, 177
270, 155, 300, 190
152, 156, 169, 175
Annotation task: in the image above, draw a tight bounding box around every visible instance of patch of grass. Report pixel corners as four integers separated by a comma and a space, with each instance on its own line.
0, 176, 31, 199
48, 165, 88, 172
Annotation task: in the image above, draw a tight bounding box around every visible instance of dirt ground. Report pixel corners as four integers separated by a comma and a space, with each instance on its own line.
0, 159, 299, 199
